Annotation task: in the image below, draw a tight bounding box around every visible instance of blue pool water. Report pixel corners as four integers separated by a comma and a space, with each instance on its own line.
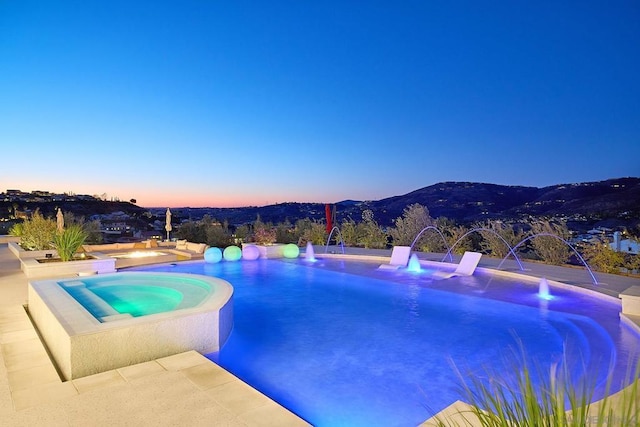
131, 258, 640, 426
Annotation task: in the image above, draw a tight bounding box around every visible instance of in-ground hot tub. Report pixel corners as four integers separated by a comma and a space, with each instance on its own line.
28, 272, 233, 380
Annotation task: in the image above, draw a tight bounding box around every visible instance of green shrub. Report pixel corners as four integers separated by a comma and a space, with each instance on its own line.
475, 220, 526, 258
445, 224, 473, 255
63, 211, 103, 244
583, 243, 626, 274
358, 210, 387, 249
275, 220, 296, 244
389, 203, 433, 246
252, 216, 277, 245
176, 215, 232, 246
205, 222, 232, 247
17, 210, 57, 251
530, 221, 572, 265
175, 220, 204, 243
336, 217, 358, 246
8, 222, 24, 237
300, 220, 328, 246
234, 224, 251, 243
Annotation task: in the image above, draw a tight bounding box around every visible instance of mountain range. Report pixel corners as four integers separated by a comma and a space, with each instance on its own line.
4, 178, 638, 233
168, 177, 640, 230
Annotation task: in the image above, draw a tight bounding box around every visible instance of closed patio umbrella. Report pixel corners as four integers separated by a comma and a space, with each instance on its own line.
56, 208, 64, 232
165, 208, 172, 241
325, 204, 332, 233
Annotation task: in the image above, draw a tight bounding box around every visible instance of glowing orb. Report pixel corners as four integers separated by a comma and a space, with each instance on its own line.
204, 247, 222, 263
242, 244, 260, 260
283, 243, 300, 259
223, 245, 242, 261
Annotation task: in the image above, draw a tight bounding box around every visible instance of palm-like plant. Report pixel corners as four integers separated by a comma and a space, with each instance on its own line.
53, 224, 87, 261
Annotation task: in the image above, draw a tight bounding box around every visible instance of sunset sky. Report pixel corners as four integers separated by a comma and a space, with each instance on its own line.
1, 1, 638, 208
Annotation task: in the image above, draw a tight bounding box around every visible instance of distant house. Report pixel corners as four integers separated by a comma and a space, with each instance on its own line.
587, 227, 612, 235
610, 232, 639, 255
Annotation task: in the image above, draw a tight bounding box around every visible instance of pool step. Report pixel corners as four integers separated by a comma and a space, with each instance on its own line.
62, 284, 120, 320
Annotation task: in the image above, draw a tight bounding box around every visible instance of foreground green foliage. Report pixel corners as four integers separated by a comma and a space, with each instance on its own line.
389, 203, 433, 247
443, 223, 473, 255
298, 219, 328, 245
251, 216, 277, 245
10, 210, 57, 250
358, 210, 387, 249
275, 219, 297, 244
10, 209, 100, 252
62, 211, 102, 244
583, 243, 626, 274
530, 220, 572, 265
53, 224, 87, 261
475, 220, 526, 259
433, 348, 639, 427
175, 215, 232, 247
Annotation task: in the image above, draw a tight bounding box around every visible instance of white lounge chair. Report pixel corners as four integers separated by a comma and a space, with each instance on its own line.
378, 246, 412, 270
437, 251, 482, 278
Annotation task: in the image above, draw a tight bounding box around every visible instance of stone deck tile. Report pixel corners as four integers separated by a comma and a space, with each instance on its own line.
156, 350, 210, 371
182, 362, 237, 390
72, 370, 127, 394
117, 360, 166, 382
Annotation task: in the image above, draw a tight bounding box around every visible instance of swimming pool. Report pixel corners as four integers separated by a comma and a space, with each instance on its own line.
131, 257, 640, 426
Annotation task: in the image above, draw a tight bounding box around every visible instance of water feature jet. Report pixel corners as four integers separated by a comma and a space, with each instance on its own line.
445, 227, 524, 270
325, 226, 345, 254
409, 226, 453, 262
538, 277, 552, 300
498, 233, 598, 285
406, 253, 421, 272
305, 242, 316, 262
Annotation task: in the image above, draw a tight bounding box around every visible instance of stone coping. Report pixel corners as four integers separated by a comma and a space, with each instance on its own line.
0, 304, 308, 425
620, 285, 640, 317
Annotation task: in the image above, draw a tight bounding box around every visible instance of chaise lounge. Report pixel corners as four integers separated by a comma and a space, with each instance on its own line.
435, 251, 482, 279
378, 246, 412, 270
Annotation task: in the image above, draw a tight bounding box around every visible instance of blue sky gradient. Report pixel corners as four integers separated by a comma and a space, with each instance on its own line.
1, 1, 638, 207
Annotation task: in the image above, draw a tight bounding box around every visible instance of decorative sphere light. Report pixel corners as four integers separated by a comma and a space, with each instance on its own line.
242, 244, 260, 261
223, 245, 242, 261
204, 247, 222, 263
283, 243, 300, 259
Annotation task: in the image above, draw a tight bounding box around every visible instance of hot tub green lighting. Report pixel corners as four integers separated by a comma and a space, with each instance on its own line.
92, 285, 183, 317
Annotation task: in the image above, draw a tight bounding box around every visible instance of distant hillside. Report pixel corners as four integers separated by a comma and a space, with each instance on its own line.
366, 177, 640, 224
367, 182, 540, 223
1, 199, 145, 219
166, 202, 327, 227
167, 177, 640, 230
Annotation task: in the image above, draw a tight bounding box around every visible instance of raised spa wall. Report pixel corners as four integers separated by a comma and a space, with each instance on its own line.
28, 274, 233, 380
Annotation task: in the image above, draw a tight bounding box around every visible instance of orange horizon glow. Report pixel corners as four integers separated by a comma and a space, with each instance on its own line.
4, 185, 344, 209
137, 194, 341, 209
